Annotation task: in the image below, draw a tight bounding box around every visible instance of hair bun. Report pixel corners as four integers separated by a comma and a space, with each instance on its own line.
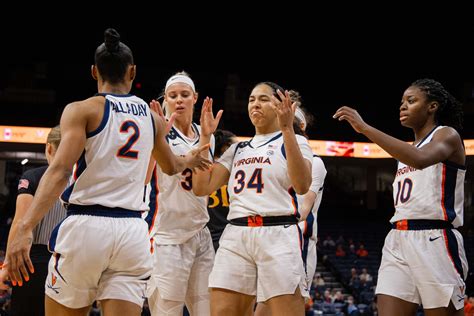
104, 28, 120, 53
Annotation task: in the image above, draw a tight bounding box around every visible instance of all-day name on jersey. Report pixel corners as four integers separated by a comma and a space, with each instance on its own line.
218, 131, 313, 220
61, 93, 155, 211
390, 126, 466, 227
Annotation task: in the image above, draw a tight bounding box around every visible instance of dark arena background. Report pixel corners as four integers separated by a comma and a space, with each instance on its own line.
0, 19, 473, 315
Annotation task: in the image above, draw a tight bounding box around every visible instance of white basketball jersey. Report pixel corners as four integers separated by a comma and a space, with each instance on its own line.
390, 126, 465, 227
218, 131, 313, 219
151, 123, 215, 244
61, 93, 155, 211
298, 155, 326, 240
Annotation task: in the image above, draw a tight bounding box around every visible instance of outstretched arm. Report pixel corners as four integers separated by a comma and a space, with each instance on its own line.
333, 106, 463, 169
5, 102, 87, 285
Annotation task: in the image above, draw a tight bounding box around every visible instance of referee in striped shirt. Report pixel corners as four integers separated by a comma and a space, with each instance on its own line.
3, 125, 66, 315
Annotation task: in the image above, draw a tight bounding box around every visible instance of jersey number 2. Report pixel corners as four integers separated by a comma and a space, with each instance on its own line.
117, 121, 140, 159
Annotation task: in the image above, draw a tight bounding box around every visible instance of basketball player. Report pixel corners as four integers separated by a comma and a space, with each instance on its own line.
254, 96, 327, 316
4, 28, 210, 316
193, 82, 313, 316
147, 72, 219, 316
334, 78, 468, 316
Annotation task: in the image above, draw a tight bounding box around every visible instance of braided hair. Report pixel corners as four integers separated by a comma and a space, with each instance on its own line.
411, 79, 463, 131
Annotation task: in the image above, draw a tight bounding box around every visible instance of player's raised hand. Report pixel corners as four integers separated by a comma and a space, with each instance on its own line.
270, 90, 296, 131
150, 99, 175, 135
200, 97, 223, 137
333, 106, 368, 134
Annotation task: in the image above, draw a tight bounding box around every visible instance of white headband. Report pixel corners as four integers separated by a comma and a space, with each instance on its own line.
165, 74, 196, 92
295, 107, 307, 131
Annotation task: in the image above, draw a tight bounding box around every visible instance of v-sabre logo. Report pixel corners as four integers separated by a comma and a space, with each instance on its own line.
47, 273, 60, 294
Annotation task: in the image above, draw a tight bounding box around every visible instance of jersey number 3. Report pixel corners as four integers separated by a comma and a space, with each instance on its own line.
117, 121, 140, 159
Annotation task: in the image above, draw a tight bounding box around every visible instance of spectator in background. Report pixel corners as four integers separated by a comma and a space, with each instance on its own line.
314, 273, 325, 287
335, 235, 345, 246
359, 268, 372, 283
464, 296, 474, 316
333, 291, 345, 304
346, 296, 360, 316
335, 244, 346, 257
322, 235, 336, 248
356, 244, 368, 258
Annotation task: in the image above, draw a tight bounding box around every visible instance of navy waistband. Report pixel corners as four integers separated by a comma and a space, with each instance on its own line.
229, 215, 298, 227
66, 204, 141, 218
391, 219, 453, 230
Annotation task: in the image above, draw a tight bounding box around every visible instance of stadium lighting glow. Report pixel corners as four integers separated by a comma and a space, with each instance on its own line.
21, 159, 28, 165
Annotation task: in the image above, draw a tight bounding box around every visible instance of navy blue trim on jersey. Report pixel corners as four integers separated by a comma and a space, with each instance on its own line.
66, 204, 142, 217
169, 124, 200, 146
48, 217, 68, 253
53, 253, 66, 282
233, 141, 250, 159
288, 187, 300, 218
145, 167, 158, 231
443, 164, 458, 222
192, 122, 201, 145
61, 151, 87, 203
304, 212, 315, 239
445, 229, 464, 278
95, 93, 134, 97
415, 125, 440, 148
444, 160, 466, 170
248, 133, 283, 149
87, 100, 110, 138
281, 144, 286, 159
301, 230, 309, 274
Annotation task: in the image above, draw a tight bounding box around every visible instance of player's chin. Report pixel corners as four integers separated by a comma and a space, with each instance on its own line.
400, 120, 410, 128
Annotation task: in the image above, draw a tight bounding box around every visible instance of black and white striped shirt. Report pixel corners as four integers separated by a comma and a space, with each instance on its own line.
17, 166, 67, 245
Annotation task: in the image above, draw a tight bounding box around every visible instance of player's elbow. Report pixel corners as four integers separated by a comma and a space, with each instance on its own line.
192, 185, 208, 197
293, 182, 310, 195
293, 177, 311, 195
161, 166, 178, 176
